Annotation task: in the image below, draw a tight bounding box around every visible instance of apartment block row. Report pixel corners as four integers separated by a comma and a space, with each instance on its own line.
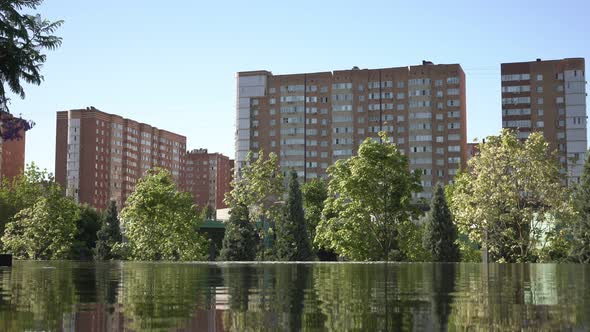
55, 107, 232, 211
236, 58, 586, 198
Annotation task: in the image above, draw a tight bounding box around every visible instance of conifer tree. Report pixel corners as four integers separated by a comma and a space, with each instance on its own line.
220, 203, 258, 261
423, 184, 460, 262
275, 170, 313, 261
95, 200, 122, 260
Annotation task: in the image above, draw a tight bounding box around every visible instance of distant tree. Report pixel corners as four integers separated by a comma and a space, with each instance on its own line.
120, 168, 207, 261
70, 204, 101, 260
219, 203, 258, 261
95, 200, 122, 260
570, 152, 590, 263
315, 132, 423, 261
275, 170, 313, 261
450, 130, 573, 262
301, 178, 327, 248
423, 184, 460, 262
2, 191, 79, 259
0, 0, 63, 139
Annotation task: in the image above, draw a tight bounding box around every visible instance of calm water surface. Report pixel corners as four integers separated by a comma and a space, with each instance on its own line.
0, 261, 588, 331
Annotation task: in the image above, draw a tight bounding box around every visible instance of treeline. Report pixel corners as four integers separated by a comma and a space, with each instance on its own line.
222, 130, 590, 263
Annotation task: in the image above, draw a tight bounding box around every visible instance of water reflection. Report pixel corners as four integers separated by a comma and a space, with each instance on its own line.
0, 262, 588, 331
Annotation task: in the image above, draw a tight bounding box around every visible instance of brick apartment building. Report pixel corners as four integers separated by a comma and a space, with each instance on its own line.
501, 58, 587, 185
0, 112, 26, 182
55, 107, 186, 210
185, 148, 233, 209
236, 62, 467, 198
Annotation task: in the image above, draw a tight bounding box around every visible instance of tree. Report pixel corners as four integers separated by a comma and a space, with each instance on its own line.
0, 162, 58, 247
275, 170, 313, 261
224, 150, 284, 257
120, 168, 207, 261
570, 151, 590, 263
301, 178, 327, 248
423, 184, 460, 262
449, 130, 573, 263
2, 192, 79, 259
94, 200, 122, 260
315, 132, 423, 261
219, 203, 258, 261
71, 204, 101, 260
1, 0, 63, 139
225, 150, 284, 223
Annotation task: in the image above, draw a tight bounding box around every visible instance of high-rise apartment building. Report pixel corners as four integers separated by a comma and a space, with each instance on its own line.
501, 58, 586, 184
185, 148, 233, 209
236, 62, 467, 198
55, 107, 186, 210
0, 134, 26, 182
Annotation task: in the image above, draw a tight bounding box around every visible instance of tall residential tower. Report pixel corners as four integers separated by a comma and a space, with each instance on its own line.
236, 62, 467, 198
501, 58, 586, 184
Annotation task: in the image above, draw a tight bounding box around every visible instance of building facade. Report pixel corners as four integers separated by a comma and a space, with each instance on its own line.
236, 62, 467, 198
55, 107, 186, 210
0, 133, 26, 182
185, 148, 233, 210
501, 58, 587, 184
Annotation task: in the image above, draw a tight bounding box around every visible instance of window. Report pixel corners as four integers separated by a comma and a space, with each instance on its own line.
536, 74, 543, 81
536, 121, 544, 128
435, 79, 443, 87
447, 88, 460, 95
537, 98, 543, 105
536, 86, 543, 93
556, 97, 564, 104
270, 98, 276, 104
446, 77, 459, 84
537, 109, 543, 116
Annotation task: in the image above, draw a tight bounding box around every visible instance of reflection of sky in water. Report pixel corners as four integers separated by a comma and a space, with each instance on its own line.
0, 261, 587, 331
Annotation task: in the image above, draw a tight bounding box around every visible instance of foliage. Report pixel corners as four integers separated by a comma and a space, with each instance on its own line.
315, 132, 423, 260
301, 178, 327, 250
0, 163, 62, 249
94, 200, 122, 260
569, 151, 590, 263
449, 130, 573, 262
398, 220, 431, 262
70, 204, 101, 260
0, 0, 63, 138
224, 150, 284, 223
275, 170, 314, 261
423, 184, 460, 262
2, 192, 79, 259
120, 168, 207, 261
219, 203, 258, 261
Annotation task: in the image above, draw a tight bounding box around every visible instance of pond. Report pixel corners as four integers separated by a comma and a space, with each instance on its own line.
0, 261, 588, 331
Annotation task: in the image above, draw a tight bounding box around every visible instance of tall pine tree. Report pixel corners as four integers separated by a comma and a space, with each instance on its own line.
220, 203, 258, 261
571, 152, 590, 263
423, 184, 460, 262
95, 200, 122, 260
275, 170, 313, 261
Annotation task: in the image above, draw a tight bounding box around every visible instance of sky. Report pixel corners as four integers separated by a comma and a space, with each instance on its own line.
7, 0, 590, 173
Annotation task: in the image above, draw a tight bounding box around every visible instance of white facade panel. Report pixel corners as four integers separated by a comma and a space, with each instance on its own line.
564, 68, 587, 185
235, 74, 267, 174
65, 116, 81, 202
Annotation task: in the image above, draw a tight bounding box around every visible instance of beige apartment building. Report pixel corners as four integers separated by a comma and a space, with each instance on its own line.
236, 62, 467, 198
501, 58, 587, 185
55, 107, 186, 210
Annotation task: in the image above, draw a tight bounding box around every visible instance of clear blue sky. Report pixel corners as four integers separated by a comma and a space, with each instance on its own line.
8, 0, 590, 173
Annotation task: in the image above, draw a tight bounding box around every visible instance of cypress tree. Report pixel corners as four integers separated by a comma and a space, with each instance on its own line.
276, 170, 313, 261
95, 200, 122, 260
571, 153, 590, 263
220, 203, 258, 261
423, 184, 460, 262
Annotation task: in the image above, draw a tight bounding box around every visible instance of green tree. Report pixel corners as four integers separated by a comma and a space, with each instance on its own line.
315, 132, 423, 261
275, 170, 313, 261
423, 184, 460, 262
219, 203, 258, 261
2, 192, 79, 259
120, 168, 207, 261
0, 162, 54, 239
0, 0, 63, 139
570, 151, 590, 263
94, 200, 122, 260
301, 178, 327, 249
449, 130, 572, 263
70, 204, 101, 260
